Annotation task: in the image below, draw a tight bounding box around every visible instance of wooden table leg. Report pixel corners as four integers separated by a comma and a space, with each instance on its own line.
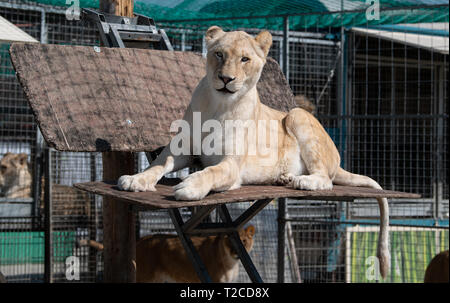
102, 151, 136, 283
98, 0, 136, 284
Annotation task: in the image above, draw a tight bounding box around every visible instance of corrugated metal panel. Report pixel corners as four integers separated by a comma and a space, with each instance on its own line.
351, 23, 449, 54
0, 15, 38, 43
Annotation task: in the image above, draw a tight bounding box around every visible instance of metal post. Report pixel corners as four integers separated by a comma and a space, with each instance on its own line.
277, 198, 286, 283
390, 40, 396, 190
286, 221, 301, 283
282, 16, 289, 82
181, 31, 186, 52
343, 33, 351, 169
337, 27, 347, 161
202, 35, 207, 58
44, 148, 52, 283
40, 10, 48, 44
435, 65, 444, 220
89, 153, 99, 281
32, 9, 47, 229
32, 130, 44, 228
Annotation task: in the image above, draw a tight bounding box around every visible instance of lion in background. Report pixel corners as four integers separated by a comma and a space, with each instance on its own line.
79, 225, 256, 283
424, 250, 449, 283
0, 152, 90, 217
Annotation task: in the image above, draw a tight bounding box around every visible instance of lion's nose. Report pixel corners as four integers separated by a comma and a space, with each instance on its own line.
218, 74, 235, 84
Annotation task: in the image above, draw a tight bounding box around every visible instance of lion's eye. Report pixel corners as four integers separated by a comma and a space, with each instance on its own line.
241, 57, 250, 62
215, 52, 223, 59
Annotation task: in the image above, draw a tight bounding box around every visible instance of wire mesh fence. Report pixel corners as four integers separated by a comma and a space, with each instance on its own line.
0, 0, 448, 283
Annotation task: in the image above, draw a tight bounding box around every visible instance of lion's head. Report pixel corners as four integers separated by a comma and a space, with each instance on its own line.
223, 225, 256, 259
205, 26, 272, 101
0, 152, 31, 198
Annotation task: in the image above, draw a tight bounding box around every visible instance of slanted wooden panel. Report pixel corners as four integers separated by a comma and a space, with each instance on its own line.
259, 57, 297, 112
74, 180, 421, 210
10, 43, 296, 152
10, 43, 205, 152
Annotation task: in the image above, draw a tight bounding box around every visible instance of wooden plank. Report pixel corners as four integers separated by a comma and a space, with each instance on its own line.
74, 179, 421, 210
98, 0, 137, 285
9, 43, 295, 152
100, 0, 134, 17
101, 151, 136, 283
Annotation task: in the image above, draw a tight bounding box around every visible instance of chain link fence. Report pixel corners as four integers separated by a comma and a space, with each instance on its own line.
0, 0, 448, 283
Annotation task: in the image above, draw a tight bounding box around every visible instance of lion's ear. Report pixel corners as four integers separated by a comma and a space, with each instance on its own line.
246, 225, 255, 238
255, 31, 272, 58
17, 153, 28, 166
205, 26, 225, 45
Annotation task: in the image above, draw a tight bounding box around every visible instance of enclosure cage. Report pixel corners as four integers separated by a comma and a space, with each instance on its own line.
0, 0, 448, 283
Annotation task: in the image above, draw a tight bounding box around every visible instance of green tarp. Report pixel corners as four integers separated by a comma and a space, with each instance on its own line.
0, 231, 76, 264
348, 228, 449, 283
0, 44, 15, 76
25, 0, 449, 31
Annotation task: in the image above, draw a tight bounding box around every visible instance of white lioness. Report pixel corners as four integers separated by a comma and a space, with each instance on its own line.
118, 26, 390, 277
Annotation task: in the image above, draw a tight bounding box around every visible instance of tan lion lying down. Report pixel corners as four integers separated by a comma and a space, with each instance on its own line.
118, 26, 390, 278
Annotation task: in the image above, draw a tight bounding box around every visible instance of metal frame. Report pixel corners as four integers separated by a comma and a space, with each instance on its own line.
277, 198, 286, 283
82, 8, 173, 50
43, 148, 52, 283
166, 200, 273, 283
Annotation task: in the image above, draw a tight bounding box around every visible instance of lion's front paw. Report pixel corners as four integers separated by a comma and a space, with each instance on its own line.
173, 172, 211, 201
291, 175, 332, 191
117, 174, 157, 192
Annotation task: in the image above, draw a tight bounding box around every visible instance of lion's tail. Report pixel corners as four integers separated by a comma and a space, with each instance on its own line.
333, 167, 390, 279
78, 239, 104, 251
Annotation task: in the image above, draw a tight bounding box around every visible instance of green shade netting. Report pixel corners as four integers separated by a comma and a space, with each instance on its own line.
24, 0, 449, 30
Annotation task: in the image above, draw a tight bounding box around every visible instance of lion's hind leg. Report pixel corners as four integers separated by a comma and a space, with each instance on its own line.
284, 108, 340, 191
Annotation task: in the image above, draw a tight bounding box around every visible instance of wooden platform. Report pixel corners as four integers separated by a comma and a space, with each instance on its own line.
74, 178, 421, 210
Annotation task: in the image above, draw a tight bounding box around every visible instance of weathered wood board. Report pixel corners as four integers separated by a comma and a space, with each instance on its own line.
74, 179, 421, 210
10, 43, 296, 152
